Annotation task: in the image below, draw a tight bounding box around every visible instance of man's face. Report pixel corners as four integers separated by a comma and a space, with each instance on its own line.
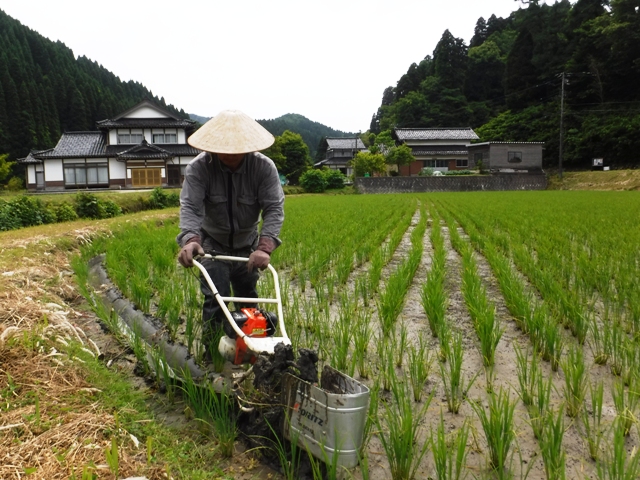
217, 153, 245, 170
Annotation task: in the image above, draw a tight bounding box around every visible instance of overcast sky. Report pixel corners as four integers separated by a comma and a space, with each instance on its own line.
1, 0, 556, 133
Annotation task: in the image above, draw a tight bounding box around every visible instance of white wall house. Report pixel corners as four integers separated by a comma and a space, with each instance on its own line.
19, 100, 201, 191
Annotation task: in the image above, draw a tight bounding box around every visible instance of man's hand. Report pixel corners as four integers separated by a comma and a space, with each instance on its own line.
178, 242, 204, 267
247, 250, 270, 272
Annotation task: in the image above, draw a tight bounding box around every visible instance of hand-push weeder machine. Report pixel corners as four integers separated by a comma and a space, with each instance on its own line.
191, 254, 370, 469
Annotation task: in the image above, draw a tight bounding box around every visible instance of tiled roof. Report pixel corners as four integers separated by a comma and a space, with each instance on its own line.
468, 141, 545, 147
20, 131, 201, 161
96, 118, 197, 129
326, 138, 365, 149
394, 128, 479, 141
18, 151, 46, 164
106, 143, 201, 157
29, 132, 107, 158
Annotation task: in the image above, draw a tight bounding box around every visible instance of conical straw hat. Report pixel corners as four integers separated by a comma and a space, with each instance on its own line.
188, 110, 274, 154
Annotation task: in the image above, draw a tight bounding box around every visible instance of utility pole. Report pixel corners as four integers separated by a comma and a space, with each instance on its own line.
559, 71, 565, 180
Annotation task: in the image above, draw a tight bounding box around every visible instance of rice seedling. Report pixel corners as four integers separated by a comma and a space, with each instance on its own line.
380, 340, 397, 393
589, 315, 612, 365
529, 365, 553, 441
514, 343, 538, 407
459, 246, 503, 391
361, 379, 380, 450
204, 383, 237, 458
422, 254, 448, 337
610, 322, 628, 377
611, 378, 640, 437
439, 330, 477, 414
431, 413, 470, 480
407, 338, 433, 403
562, 345, 588, 418
596, 418, 640, 480
266, 416, 302, 480
471, 387, 517, 476
330, 302, 354, 375
539, 406, 566, 480
179, 369, 237, 456
437, 320, 452, 362
368, 249, 384, 293
130, 321, 150, 376
582, 380, 605, 461
542, 314, 563, 372
623, 341, 640, 387
353, 308, 373, 379
149, 344, 176, 401
395, 321, 408, 369
376, 378, 433, 480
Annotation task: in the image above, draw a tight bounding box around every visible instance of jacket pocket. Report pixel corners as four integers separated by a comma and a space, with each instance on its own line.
236, 195, 259, 230
204, 194, 229, 230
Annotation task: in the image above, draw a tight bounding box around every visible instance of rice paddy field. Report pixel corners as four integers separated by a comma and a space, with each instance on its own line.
73, 190, 640, 480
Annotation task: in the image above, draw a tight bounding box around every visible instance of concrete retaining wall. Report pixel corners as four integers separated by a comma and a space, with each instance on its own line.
355, 174, 547, 194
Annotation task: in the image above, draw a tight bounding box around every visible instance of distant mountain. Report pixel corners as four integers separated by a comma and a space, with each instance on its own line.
188, 113, 211, 125
257, 113, 355, 160
188, 112, 352, 159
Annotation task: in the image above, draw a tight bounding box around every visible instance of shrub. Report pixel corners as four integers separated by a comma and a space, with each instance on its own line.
74, 192, 105, 219
166, 192, 180, 207
419, 167, 435, 176
55, 203, 79, 222
102, 199, 122, 218
300, 169, 328, 193
444, 170, 474, 176
6, 177, 23, 191
323, 169, 347, 189
0, 200, 20, 231
148, 187, 169, 209
283, 185, 304, 195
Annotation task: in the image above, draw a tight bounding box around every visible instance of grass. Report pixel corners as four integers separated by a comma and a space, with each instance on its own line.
439, 329, 478, 414
539, 406, 566, 480
582, 380, 606, 462
546, 169, 640, 191
471, 387, 517, 477
597, 419, 640, 480
376, 379, 434, 480
431, 413, 469, 480
562, 345, 588, 418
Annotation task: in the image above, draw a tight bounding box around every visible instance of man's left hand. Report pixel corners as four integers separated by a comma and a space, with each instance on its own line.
247, 250, 270, 272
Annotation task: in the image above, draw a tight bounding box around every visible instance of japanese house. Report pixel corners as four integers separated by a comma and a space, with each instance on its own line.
19, 100, 201, 191
393, 127, 479, 175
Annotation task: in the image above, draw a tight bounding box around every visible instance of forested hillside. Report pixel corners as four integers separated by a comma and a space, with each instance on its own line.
257, 113, 354, 160
0, 9, 188, 165
371, 0, 640, 167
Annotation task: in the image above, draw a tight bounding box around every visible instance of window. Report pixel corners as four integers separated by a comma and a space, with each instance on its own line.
508, 151, 523, 163
152, 133, 177, 144
131, 168, 162, 187
64, 163, 108, 187
118, 133, 143, 144
456, 159, 469, 168
423, 160, 448, 168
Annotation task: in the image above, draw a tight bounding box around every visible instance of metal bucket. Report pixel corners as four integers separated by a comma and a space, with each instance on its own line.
282, 365, 370, 468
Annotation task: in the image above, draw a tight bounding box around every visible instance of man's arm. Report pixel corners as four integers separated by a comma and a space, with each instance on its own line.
247, 153, 284, 271
256, 154, 285, 251
177, 154, 208, 266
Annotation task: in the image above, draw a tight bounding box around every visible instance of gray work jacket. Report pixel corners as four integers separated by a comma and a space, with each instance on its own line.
177, 151, 284, 251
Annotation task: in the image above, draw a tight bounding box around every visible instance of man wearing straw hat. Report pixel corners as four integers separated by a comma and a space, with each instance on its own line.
176, 110, 284, 358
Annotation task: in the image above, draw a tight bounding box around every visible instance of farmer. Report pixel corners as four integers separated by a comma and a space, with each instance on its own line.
176, 110, 284, 357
